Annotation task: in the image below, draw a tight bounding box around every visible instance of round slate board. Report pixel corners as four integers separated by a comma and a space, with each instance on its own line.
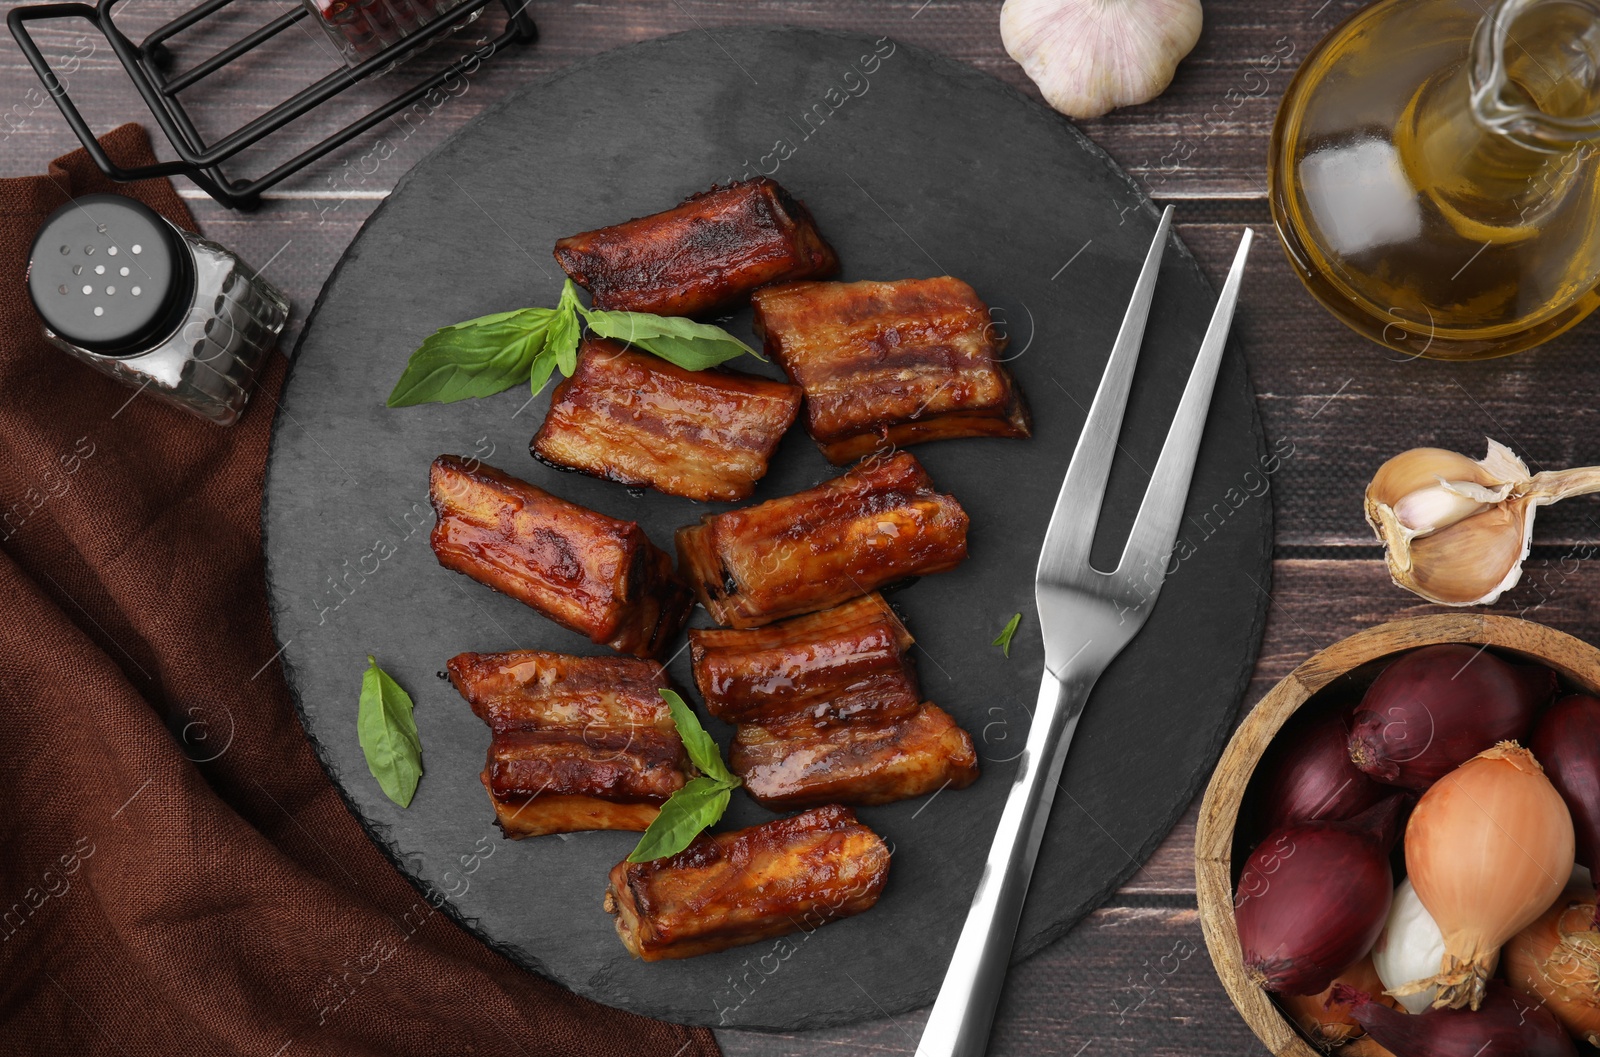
263, 27, 1271, 1031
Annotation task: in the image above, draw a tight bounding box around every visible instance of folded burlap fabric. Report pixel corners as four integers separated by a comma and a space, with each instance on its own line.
0, 124, 718, 1057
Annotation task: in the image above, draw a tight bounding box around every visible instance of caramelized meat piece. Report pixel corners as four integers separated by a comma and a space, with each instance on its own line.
751, 277, 1032, 463
553, 179, 838, 317
690, 594, 919, 726
448, 650, 689, 837
603, 804, 889, 960
429, 455, 690, 658
532, 339, 801, 502
675, 452, 969, 628
690, 595, 978, 809
732, 704, 978, 810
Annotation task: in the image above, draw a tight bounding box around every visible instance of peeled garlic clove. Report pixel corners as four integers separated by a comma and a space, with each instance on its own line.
1391, 484, 1490, 536
1000, 0, 1203, 120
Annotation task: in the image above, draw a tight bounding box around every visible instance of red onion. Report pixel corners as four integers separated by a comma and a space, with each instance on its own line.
1336, 980, 1578, 1057
1253, 706, 1389, 837
1235, 796, 1405, 996
1530, 695, 1600, 872
1347, 645, 1554, 790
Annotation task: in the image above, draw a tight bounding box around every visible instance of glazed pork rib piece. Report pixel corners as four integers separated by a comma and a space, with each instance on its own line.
675, 451, 969, 628
532, 338, 802, 502
553, 178, 839, 318
689, 594, 920, 726
604, 804, 890, 960
751, 277, 1032, 463
429, 455, 691, 658
690, 594, 979, 809
448, 651, 690, 838
731, 705, 978, 809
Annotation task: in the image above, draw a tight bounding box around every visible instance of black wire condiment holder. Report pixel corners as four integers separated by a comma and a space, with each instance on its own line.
8, 0, 537, 210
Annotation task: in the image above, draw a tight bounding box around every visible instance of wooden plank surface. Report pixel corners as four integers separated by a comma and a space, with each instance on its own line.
7, 2, 1600, 1055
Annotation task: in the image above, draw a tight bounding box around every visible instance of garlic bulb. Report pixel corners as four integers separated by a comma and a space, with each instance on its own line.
1000, 0, 1203, 120
1365, 439, 1600, 606
1371, 879, 1448, 1014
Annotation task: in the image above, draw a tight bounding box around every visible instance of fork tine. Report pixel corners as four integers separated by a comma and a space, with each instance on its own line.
1117, 227, 1254, 582
1036, 205, 1174, 583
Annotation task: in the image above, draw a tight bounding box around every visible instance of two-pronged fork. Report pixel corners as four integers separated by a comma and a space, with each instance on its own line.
915, 206, 1254, 1057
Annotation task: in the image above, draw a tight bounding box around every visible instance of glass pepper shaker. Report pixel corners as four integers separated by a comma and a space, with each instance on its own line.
26, 193, 290, 426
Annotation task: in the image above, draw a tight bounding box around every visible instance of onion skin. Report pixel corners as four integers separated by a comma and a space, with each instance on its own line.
1405, 742, 1575, 1010
1348, 645, 1555, 791
1235, 797, 1405, 996
1338, 981, 1578, 1057
1277, 955, 1398, 1047
1254, 706, 1390, 838
1530, 695, 1600, 872
1504, 882, 1600, 1047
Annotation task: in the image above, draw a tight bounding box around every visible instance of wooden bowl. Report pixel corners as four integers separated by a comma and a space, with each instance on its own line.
1195, 613, 1600, 1056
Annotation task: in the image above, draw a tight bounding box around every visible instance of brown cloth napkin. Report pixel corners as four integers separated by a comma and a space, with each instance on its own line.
0, 125, 719, 1057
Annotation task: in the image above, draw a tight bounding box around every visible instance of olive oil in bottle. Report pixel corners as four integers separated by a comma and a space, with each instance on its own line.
1271, 0, 1600, 360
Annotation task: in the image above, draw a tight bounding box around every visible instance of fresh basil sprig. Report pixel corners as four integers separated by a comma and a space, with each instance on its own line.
991, 612, 1023, 658
386, 279, 761, 408
628, 689, 741, 863
358, 656, 423, 808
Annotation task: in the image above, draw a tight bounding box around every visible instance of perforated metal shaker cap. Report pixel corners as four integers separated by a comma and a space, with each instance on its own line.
27, 193, 194, 357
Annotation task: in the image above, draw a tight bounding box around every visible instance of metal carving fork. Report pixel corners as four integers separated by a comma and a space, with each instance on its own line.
915, 207, 1253, 1057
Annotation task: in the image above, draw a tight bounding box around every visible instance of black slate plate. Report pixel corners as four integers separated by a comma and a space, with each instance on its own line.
263, 27, 1271, 1031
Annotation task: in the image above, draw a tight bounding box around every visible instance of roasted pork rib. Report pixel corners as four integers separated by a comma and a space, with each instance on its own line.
429, 455, 691, 658
448, 650, 689, 837
751, 277, 1031, 463
675, 452, 969, 628
553, 178, 839, 318
690, 594, 978, 809
532, 339, 802, 502
604, 804, 890, 960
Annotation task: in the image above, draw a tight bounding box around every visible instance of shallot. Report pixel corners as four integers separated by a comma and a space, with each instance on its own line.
1504, 881, 1600, 1047
1405, 742, 1575, 1009
1253, 705, 1389, 837
1347, 644, 1554, 790
1531, 695, 1600, 872
1338, 980, 1578, 1057
1277, 955, 1397, 1047
1235, 797, 1405, 996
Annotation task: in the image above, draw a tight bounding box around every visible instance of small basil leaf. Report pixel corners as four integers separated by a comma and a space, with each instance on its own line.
660, 689, 738, 785
529, 347, 560, 398
549, 309, 580, 378
584, 309, 763, 370
386, 308, 556, 407
626, 777, 732, 863
991, 612, 1023, 658
358, 656, 422, 808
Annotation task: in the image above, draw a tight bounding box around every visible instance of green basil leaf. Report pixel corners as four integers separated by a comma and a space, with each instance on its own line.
991, 612, 1023, 658
626, 777, 732, 862
583, 309, 763, 370
358, 655, 422, 807
660, 689, 738, 785
529, 348, 560, 398
549, 309, 580, 378
386, 308, 556, 407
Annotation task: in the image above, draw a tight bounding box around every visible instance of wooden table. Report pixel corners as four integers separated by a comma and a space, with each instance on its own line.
7, 2, 1599, 1053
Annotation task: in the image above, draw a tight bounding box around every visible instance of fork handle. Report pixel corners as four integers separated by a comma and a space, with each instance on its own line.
915, 666, 1096, 1057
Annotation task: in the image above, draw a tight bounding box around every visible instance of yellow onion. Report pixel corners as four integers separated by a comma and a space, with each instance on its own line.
1278, 955, 1399, 1048
1403, 742, 1575, 1010
1504, 882, 1600, 1046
